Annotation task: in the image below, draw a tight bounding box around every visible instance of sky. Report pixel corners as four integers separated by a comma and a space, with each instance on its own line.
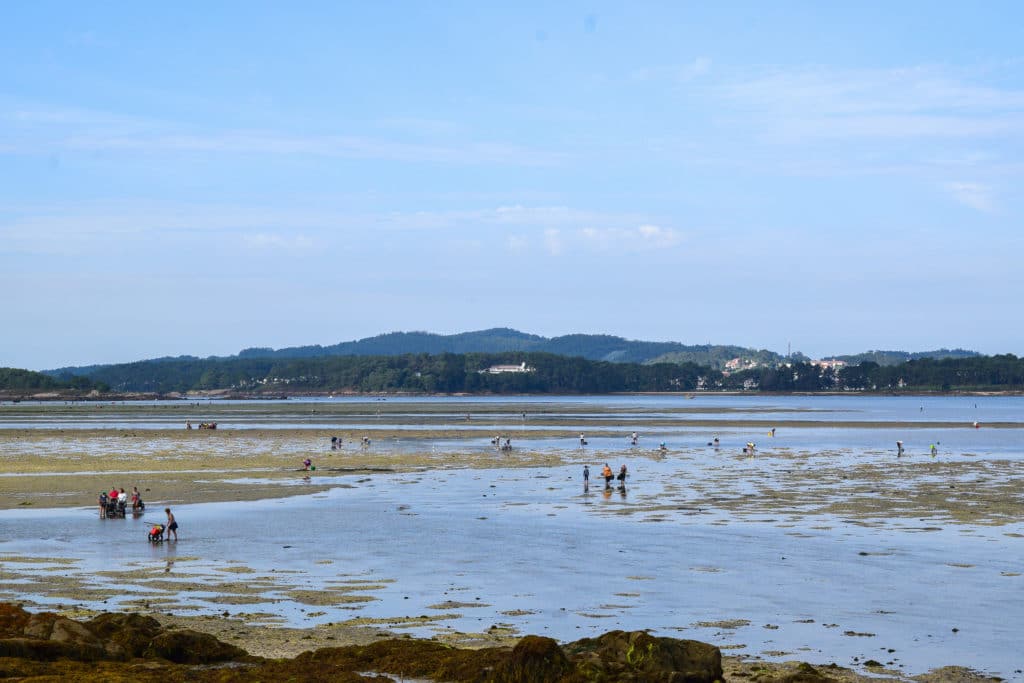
2, 2, 1023, 370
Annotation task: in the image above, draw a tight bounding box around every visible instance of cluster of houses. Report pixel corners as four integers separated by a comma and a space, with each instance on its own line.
720, 356, 848, 378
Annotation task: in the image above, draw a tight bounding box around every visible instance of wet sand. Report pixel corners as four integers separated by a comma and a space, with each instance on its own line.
1, 427, 1022, 526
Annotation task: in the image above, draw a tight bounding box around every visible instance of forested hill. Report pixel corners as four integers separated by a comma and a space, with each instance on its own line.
232, 328, 730, 364
237, 328, 547, 359
42, 329, 984, 382
833, 348, 980, 366
0, 367, 107, 393
47, 328, 786, 376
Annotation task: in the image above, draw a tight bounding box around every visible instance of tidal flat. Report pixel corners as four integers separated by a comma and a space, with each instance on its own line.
0, 395, 1021, 681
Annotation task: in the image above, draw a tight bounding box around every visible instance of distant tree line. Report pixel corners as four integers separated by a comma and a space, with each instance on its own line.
833, 348, 979, 366
7, 352, 1022, 395
721, 355, 1024, 392
52, 353, 704, 394
0, 368, 108, 393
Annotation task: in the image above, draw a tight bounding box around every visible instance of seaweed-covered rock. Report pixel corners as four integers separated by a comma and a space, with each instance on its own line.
773, 662, 837, 683
0, 603, 734, 683
144, 628, 247, 664
87, 612, 163, 659
294, 639, 509, 682
491, 635, 572, 683
0, 610, 107, 661
0, 635, 106, 662
0, 603, 32, 635
564, 630, 723, 683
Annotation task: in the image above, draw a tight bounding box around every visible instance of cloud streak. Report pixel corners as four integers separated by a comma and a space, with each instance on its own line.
712, 65, 1024, 141
0, 103, 564, 167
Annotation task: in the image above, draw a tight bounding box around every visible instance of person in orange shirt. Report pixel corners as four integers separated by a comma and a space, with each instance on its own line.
601, 463, 613, 488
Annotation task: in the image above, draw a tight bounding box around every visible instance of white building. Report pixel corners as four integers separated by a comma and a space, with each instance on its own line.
481, 361, 534, 374
811, 358, 848, 370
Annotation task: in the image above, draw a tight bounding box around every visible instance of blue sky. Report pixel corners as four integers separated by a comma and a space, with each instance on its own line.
2, 2, 1023, 369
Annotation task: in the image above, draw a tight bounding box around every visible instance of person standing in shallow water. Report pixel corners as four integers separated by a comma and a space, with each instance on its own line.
582, 465, 590, 491
896, 440, 905, 457
165, 508, 178, 541
602, 463, 613, 488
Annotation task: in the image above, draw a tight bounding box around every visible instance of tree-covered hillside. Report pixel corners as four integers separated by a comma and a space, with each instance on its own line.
47, 329, 788, 377
38, 328, 997, 393
73, 353, 708, 394
833, 348, 980, 366
0, 367, 107, 393
719, 355, 1024, 392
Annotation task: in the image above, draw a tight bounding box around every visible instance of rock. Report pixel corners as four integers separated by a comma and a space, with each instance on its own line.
774, 662, 837, 682
4, 612, 106, 661
490, 635, 572, 683
0, 635, 106, 662
0, 603, 737, 683
87, 612, 163, 659
144, 628, 247, 664
564, 630, 723, 683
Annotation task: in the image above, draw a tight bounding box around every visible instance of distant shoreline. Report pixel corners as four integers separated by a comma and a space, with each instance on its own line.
2, 388, 1023, 402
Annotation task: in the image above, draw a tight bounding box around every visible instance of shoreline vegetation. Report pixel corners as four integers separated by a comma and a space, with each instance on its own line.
3, 387, 1024, 402
6, 350, 1024, 398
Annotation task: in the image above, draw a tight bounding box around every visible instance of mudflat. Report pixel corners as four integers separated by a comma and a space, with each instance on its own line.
1, 425, 1021, 526
1, 398, 1020, 681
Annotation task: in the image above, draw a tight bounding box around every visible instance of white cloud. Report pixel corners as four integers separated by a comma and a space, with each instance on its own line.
637, 224, 681, 246
943, 182, 996, 212
579, 224, 681, 251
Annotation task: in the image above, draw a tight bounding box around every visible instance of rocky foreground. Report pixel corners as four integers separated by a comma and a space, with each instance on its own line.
0, 603, 1004, 682
0, 601, 882, 683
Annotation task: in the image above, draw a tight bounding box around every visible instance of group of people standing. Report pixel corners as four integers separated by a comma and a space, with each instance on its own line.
97, 486, 179, 541
98, 486, 144, 518
582, 463, 627, 491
